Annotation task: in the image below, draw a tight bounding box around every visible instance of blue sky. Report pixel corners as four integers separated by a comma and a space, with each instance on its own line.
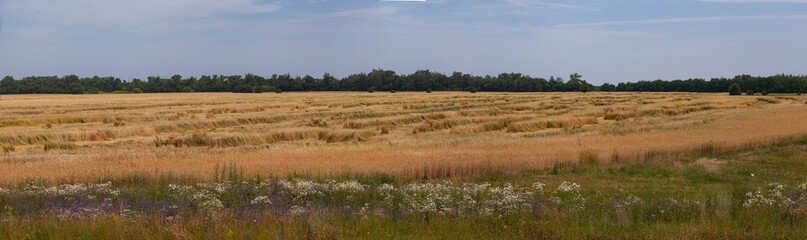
0, 0, 806, 84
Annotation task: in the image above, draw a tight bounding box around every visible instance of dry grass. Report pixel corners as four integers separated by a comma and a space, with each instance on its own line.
0, 92, 806, 186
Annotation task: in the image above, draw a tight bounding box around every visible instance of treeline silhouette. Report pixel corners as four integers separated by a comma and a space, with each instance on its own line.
1, 69, 805, 94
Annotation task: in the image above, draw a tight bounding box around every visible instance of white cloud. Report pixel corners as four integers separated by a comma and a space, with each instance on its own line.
3, 0, 280, 28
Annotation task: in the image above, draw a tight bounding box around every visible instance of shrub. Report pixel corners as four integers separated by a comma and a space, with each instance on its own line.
84, 88, 100, 94
132, 88, 144, 93
427, 88, 432, 93
728, 83, 742, 96
181, 86, 194, 92
470, 88, 478, 93
44, 142, 77, 151
746, 90, 754, 96
367, 87, 375, 93
390, 90, 396, 93
275, 88, 283, 93
761, 90, 769, 96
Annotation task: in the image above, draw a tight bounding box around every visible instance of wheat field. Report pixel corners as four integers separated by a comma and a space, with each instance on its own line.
0, 92, 805, 186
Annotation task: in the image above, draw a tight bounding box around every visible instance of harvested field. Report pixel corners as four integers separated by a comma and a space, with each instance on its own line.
1, 92, 806, 186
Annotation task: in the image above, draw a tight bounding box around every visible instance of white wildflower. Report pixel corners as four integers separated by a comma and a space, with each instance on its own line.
290, 206, 307, 215
531, 182, 545, 192
332, 180, 367, 193
251, 196, 272, 205
358, 203, 370, 219
378, 183, 396, 192
744, 189, 776, 207
214, 183, 228, 194
617, 195, 643, 208
557, 182, 581, 192
199, 198, 224, 210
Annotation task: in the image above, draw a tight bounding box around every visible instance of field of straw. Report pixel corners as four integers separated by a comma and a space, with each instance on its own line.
1, 92, 806, 186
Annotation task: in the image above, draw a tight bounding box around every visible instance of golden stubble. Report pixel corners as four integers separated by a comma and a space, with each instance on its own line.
0, 92, 805, 186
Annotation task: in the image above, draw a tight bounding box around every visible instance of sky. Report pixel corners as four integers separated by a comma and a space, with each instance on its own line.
0, 0, 806, 84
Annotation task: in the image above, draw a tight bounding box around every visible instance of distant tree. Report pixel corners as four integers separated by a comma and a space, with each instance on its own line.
232, 85, 252, 93
580, 81, 589, 93
729, 83, 742, 95
253, 85, 277, 93
85, 88, 100, 94
600, 83, 616, 92
0, 71, 805, 94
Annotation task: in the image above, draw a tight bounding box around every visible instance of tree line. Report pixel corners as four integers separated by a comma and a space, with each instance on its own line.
1, 70, 805, 94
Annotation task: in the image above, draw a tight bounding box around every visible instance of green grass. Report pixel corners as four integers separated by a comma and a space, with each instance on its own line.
2, 143, 807, 239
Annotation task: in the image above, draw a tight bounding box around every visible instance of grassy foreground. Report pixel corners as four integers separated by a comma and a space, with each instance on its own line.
2, 140, 807, 239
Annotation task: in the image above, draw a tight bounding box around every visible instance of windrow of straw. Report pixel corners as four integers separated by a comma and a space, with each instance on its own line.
505, 117, 599, 133
154, 129, 324, 148
154, 128, 380, 148
317, 129, 378, 143
414, 115, 534, 134
603, 104, 739, 121
0, 127, 156, 145
343, 113, 448, 129
449, 122, 511, 134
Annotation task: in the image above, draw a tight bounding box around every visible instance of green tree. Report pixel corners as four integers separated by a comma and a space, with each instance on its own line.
232, 85, 252, 93
728, 83, 742, 95
600, 83, 616, 91
580, 80, 589, 93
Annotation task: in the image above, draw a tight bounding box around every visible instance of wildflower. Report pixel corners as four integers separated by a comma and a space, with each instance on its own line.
290, 206, 307, 215
200, 198, 224, 210
531, 182, 545, 192
378, 183, 396, 192
251, 196, 272, 205
214, 183, 228, 194
331, 180, 367, 193
557, 182, 581, 192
